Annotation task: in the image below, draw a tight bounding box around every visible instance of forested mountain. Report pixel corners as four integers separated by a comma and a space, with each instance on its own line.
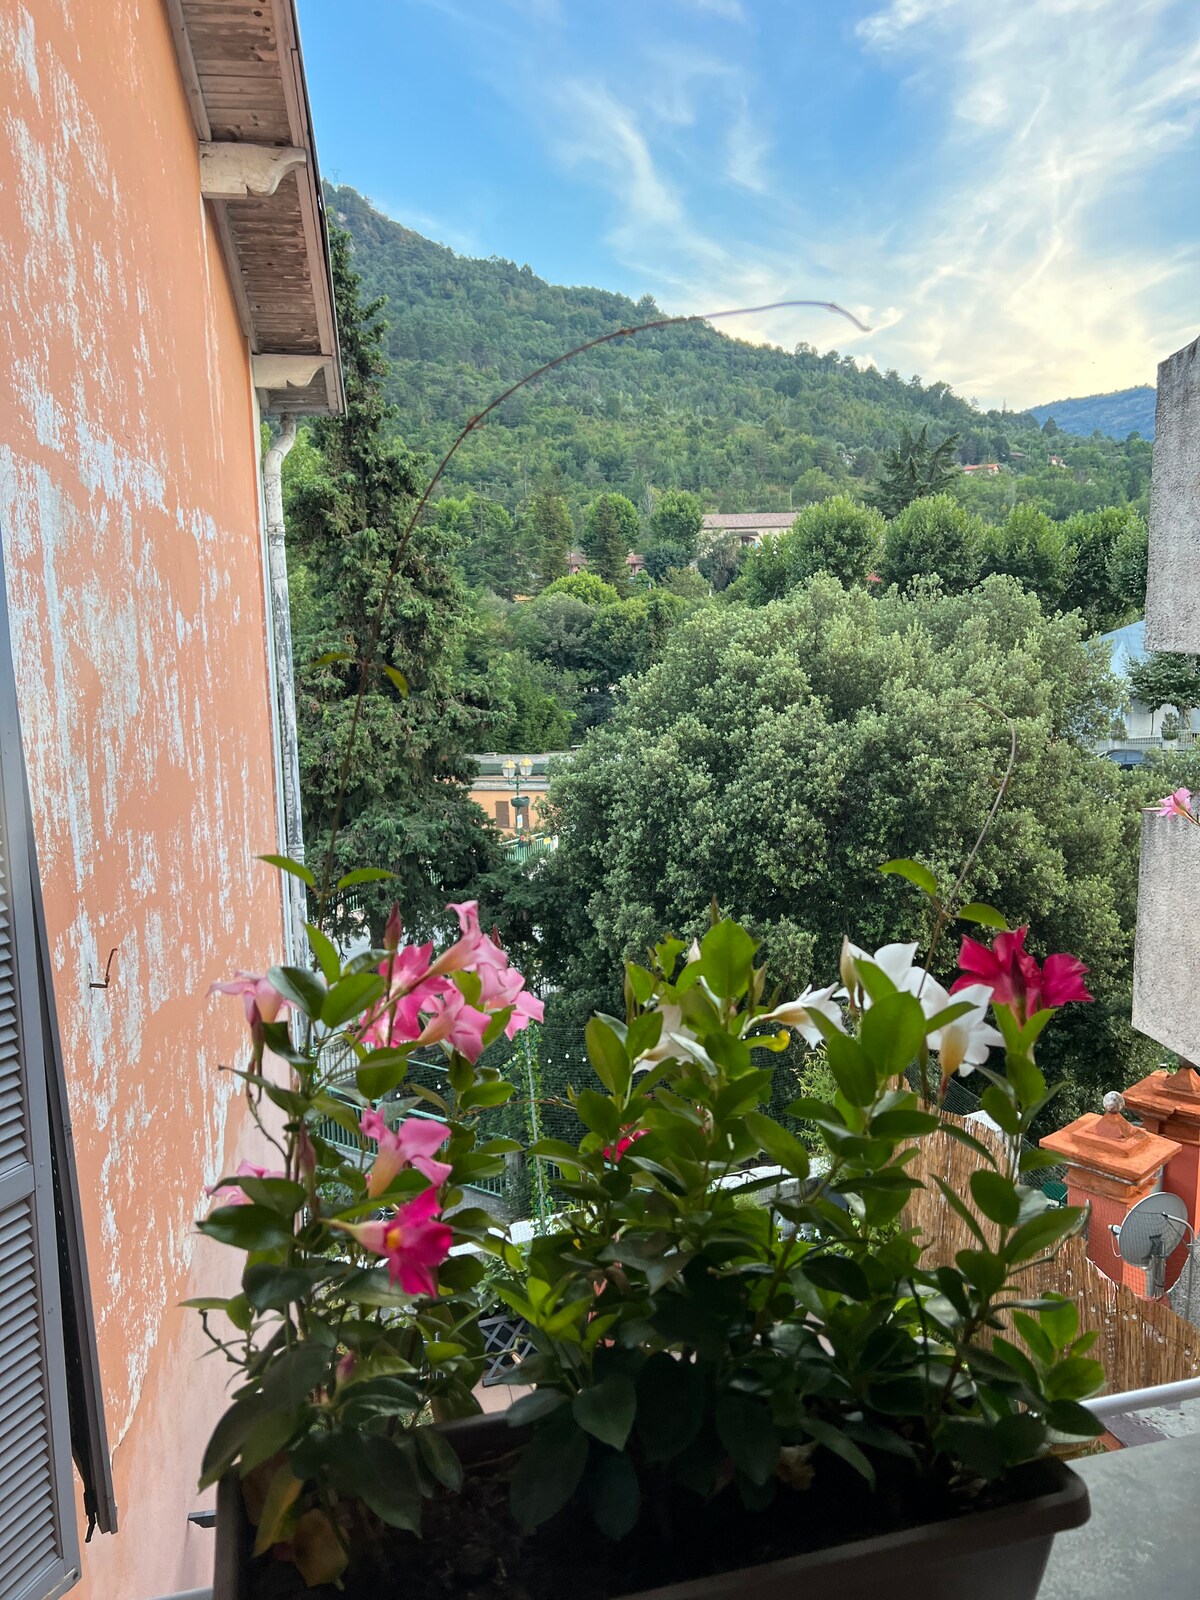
1029, 386, 1156, 441
326, 185, 1151, 521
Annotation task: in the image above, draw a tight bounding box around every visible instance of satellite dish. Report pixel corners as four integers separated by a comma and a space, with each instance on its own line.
1114, 1191, 1191, 1299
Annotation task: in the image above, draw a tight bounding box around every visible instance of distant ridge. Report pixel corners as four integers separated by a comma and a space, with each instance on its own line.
1028, 386, 1156, 442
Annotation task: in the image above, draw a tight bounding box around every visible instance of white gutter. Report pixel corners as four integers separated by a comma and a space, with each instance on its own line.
262, 415, 307, 963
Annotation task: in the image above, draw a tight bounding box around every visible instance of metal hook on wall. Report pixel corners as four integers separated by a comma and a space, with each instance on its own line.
89, 947, 118, 990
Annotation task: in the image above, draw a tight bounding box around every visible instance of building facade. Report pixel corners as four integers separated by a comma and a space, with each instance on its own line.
0, 2, 340, 1595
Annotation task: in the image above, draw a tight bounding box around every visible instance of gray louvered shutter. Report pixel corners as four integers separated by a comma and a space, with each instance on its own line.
0, 561, 80, 1600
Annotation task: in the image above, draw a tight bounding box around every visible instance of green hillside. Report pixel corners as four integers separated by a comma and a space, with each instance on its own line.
326, 184, 1150, 521
1029, 387, 1156, 442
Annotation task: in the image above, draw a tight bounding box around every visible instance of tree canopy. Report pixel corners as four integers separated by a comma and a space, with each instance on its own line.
530, 575, 1148, 1117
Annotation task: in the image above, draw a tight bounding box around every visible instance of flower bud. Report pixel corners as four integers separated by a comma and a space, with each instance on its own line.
384, 903, 403, 953
839, 936, 858, 995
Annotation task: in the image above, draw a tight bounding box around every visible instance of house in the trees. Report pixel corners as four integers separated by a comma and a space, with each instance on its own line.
0, 3, 341, 1596
701, 511, 797, 549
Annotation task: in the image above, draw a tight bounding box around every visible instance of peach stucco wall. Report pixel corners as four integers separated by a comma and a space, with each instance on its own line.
0, 3, 290, 1596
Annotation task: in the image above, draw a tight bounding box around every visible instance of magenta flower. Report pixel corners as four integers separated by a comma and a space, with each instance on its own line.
953, 927, 1092, 1024
333, 1188, 453, 1296
206, 1160, 285, 1209
603, 1127, 647, 1163
1156, 786, 1194, 821
209, 972, 292, 1026
507, 988, 545, 1038
360, 1110, 452, 1196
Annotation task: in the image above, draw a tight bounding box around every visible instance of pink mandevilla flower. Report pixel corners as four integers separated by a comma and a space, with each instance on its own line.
334, 1188, 453, 1297
362, 901, 542, 1056
952, 927, 1092, 1024
1156, 786, 1194, 821
603, 1127, 647, 1163
360, 1110, 452, 1196
209, 972, 291, 1026
206, 1160, 285, 1209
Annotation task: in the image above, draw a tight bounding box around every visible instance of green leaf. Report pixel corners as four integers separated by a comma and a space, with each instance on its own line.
573, 1089, 621, 1141
322, 971, 385, 1029
868, 1108, 940, 1140
802, 1416, 875, 1485
506, 1390, 570, 1427
573, 1375, 637, 1450
626, 1010, 663, 1061
803, 1253, 871, 1301
879, 857, 938, 897
1007, 1205, 1082, 1264
339, 1434, 423, 1532
510, 1414, 589, 1532
266, 964, 327, 1018
243, 1262, 330, 1313
257, 853, 315, 888
823, 1032, 877, 1107
237, 1177, 306, 1217
199, 1204, 294, 1252
311, 650, 353, 668
745, 1111, 810, 1178
933, 1177, 987, 1246
336, 867, 398, 889
957, 901, 1009, 930
861, 991, 928, 1077
200, 1395, 270, 1487
1046, 1400, 1104, 1439
970, 1169, 1020, 1227
937, 1417, 1008, 1480
414, 1426, 463, 1491
380, 663, 409, 696
715, 1394, 780, 1486
586, 1017, 632, 1098
1037, 1293, 1079, 1350
588, 1452, 641, 1540
459, 1080, 515, 1110
699, 920, 758, 999
260, 1345, 330, 1410
304, 922, 342, 985
635, 1352, 705, 1463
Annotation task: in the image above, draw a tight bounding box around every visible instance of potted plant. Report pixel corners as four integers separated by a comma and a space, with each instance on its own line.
196, 867, 1101, 1600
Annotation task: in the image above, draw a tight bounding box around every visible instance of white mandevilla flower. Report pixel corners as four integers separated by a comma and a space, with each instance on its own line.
758, 983, 845, 1047
633, 1003, 693, 1070
918, 977, 1003, 1077
840, 941, 932, 1007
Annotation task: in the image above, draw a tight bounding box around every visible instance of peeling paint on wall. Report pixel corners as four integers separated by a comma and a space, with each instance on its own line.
0, 2, 288, 1593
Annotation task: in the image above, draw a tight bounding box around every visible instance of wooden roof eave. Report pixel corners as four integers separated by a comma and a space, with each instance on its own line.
165, 0, 345, 416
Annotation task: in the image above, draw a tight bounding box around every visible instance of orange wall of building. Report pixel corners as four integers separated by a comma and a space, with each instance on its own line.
0, 3, 288, 1595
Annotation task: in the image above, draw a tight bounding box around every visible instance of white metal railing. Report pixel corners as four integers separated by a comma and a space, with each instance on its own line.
1081, 1375, 1200, 1420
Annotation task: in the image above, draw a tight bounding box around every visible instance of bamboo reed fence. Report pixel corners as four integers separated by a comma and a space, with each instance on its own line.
904, 1118, 1200, 1393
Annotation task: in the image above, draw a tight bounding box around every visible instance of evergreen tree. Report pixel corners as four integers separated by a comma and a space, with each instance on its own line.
284, 229, 504, 940
524, 486, 573, 588
868, 425, 961, 518
582, 492, 638, 588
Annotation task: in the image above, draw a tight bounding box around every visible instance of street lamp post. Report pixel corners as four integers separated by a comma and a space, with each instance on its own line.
501, 755, 534, 834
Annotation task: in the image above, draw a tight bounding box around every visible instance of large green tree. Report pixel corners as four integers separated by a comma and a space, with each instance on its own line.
878, 494, 983, 592
1128, 652, 1200, 731
582, 492, 639, 588
531, 575, 1147, 1117
284, 230, 507, 939
868, 425, 961, 518
434, 492, 530, 598
645, 487, 705, 577
978, 506, 1072, 611
1059, 507, 1147, 634
737, 495, 884, 602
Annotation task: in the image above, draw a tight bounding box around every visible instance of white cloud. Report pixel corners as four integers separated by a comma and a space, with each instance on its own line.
847, 0, 1200, 402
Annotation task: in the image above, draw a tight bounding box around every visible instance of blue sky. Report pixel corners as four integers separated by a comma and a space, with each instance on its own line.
297, 0, 1200, 410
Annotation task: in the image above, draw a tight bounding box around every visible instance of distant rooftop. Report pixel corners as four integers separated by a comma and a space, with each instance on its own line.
1099, 617, 1146, 677
702, 512, 797, 530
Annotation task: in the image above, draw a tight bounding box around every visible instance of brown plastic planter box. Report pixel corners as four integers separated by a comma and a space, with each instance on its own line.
213, 1414, 1090, 1600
